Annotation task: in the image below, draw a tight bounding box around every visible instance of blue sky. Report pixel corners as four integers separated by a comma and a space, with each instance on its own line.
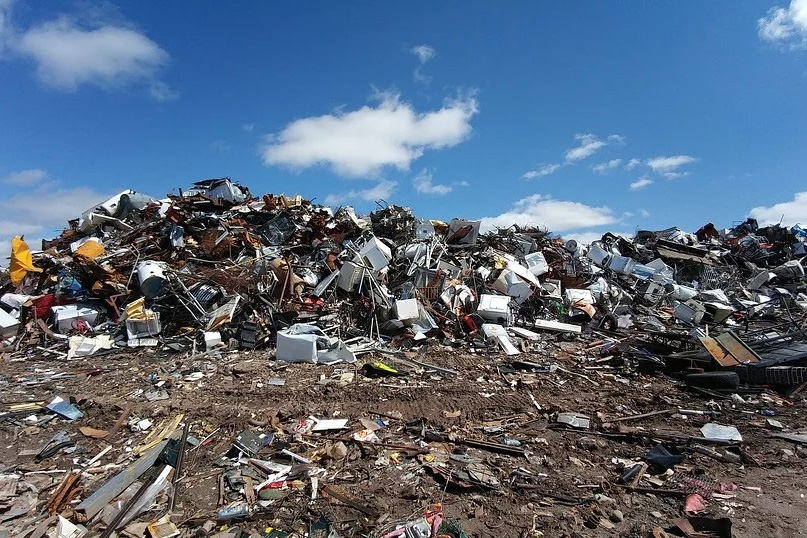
1, 1, 807, 254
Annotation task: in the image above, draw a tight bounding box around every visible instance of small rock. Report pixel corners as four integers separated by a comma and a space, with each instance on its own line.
610, 509, 624, 523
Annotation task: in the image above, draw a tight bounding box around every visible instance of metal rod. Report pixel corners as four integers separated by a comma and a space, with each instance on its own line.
168, 421, 191, 512
98, 466, 165, 538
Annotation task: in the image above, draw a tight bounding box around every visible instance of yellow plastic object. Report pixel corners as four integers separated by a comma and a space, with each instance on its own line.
371, 361, 399, 375
74, 240, 105, 259
9, 236, 42, 286
124, 297, 157, 321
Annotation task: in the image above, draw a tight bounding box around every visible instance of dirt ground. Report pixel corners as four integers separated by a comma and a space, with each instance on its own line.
2, 340, 807, 538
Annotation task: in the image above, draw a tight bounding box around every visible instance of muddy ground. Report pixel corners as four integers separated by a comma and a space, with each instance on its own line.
1, 341, 806, 537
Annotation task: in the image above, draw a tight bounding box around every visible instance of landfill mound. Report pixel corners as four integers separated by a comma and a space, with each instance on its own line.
1, 178, 807, 538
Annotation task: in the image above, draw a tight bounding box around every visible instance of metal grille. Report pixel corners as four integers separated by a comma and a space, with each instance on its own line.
737, 365, 807, 386
665, 472, 718, 497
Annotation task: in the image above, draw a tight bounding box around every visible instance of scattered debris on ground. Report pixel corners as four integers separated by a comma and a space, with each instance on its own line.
2, 179, 807, 537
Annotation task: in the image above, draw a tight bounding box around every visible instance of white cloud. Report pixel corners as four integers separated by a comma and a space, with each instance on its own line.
749, 191, 807, 225
411, 44, 436, 84
662, 171, 689, 180
480, 194, 616, 232
13, 13, 174, 98
261, 92, 478, 177
630, 177, 653, 190
565, 134, 606, 162
639, 208, 651, 218
454, 180, 470, 187
560, 231, 606, 246
592, 158, 623, 174
565, 133, 624, 162
2, 168, 47, 186
242, 122, 256, 133
0, 181, 114, 265
324, 180, 397, 206
625, 158, 641, 170
1, 183, 112, 225
412, 169, 451, 195
646, 155, 697, 174
411, 44, 435, 63
522, 163, 561, 179
758, 0, 807, 49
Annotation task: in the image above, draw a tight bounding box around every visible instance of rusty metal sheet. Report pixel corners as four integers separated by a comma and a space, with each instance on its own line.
699, 331, 760, 367
699, 335, 736, 367
715, 331, 760, 364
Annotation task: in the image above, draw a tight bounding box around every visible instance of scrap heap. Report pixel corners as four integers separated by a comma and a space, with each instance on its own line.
1, 179, 807, 537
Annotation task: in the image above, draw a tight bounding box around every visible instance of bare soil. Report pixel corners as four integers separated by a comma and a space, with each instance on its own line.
2, 343, 806, 537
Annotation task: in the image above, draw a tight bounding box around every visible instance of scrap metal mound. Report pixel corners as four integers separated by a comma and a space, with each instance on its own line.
2, 179, 807, 537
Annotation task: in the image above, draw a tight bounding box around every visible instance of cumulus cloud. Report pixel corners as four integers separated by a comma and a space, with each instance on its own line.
646, 155, 697, 176
565, 133, 624, 162
749, 191, 807, 225
592, 159, 623, 174
261, 92, 478, 177
18, 22, 168, 90
2, 2, 175, 99
629, 177, 653, 191
758, 0, 807, 49
324, 180, 397, 206
522, 163, 561, 180
2, 168, 47, 186
412, 169, 451, 195
480, 194, 616, 232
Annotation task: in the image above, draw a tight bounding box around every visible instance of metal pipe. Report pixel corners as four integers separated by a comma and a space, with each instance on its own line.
167, 421, 190, 512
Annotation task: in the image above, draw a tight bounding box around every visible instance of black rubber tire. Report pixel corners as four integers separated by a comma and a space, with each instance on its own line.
599, 314, 618, 332
684, 371, 740, 390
